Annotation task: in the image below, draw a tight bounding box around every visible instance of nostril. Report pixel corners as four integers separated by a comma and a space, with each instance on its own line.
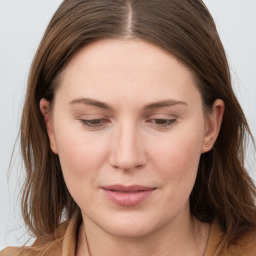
112, 163, 144, 172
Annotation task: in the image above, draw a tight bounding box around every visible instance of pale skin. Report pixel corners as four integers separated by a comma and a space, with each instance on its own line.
40, 39, 224, 256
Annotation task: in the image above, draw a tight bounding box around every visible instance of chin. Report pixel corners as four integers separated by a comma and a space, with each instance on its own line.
90, 211, 169, 239
104, 222, 158, 239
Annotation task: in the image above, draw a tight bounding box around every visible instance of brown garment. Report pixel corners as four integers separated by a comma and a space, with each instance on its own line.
1, 216, 256, 256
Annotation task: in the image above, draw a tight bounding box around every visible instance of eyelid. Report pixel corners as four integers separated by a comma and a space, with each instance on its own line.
145, 112, 177, 119
76, 113, 106, 118
78, 118, 111, 130
145, 113, 177, 129
146, 118, 176, 124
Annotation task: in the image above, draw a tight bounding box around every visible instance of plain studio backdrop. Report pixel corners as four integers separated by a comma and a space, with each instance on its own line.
0, 0, 255, 249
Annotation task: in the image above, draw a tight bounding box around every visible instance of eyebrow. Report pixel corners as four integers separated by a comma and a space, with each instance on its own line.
69, 97, 113, 110
144, 99, 187, 110
69, 97, 187, 110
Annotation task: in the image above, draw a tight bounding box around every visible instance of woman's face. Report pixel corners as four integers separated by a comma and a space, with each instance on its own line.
41, 39, 223, 238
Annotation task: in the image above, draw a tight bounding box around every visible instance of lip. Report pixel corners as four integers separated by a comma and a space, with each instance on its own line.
101, 184, 156, 207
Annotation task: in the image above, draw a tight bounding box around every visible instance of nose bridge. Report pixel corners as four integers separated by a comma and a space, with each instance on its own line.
110, 119, 146, 170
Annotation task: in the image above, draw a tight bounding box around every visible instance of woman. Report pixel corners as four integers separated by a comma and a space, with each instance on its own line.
1, 0, 256, 255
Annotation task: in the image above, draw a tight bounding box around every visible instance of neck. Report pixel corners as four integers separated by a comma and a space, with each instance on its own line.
76, 212, 210, 256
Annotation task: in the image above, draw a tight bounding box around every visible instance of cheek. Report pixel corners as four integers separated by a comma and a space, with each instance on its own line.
150, 122, 204, 191
54, 131, 109, 208
152, 141, 201, 211
59, 144, 106, 178
152, 129, 203, 166
53, 123, 109, 190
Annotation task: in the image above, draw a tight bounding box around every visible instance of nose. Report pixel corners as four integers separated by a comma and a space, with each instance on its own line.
109, 121, 147, 171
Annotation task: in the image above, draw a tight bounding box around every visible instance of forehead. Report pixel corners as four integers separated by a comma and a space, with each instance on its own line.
63, 38, 193, 78
56, 39, 201, 107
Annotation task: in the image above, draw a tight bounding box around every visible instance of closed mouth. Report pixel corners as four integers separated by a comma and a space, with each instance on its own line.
101, 184, 156, 193
101, 185, 156, 206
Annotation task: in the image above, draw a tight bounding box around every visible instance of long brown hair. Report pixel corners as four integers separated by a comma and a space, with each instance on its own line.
20, 0, 256, 247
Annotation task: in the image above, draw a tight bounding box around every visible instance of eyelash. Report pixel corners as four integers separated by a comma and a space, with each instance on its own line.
79, 118, 110, 128
79, 118, 176, 130
148, 118, 176, 125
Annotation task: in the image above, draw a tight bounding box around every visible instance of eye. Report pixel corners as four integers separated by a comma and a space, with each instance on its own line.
154, 119, 174, 125
146, 118, 176, 128
79, 118, 110, 128
153, 118, 176, 126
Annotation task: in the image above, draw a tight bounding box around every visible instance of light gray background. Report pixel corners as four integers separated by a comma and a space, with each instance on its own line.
0, 0, 255, 249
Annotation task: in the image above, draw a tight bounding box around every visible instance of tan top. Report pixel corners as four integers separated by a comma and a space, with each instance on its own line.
1, 216, 256, 256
